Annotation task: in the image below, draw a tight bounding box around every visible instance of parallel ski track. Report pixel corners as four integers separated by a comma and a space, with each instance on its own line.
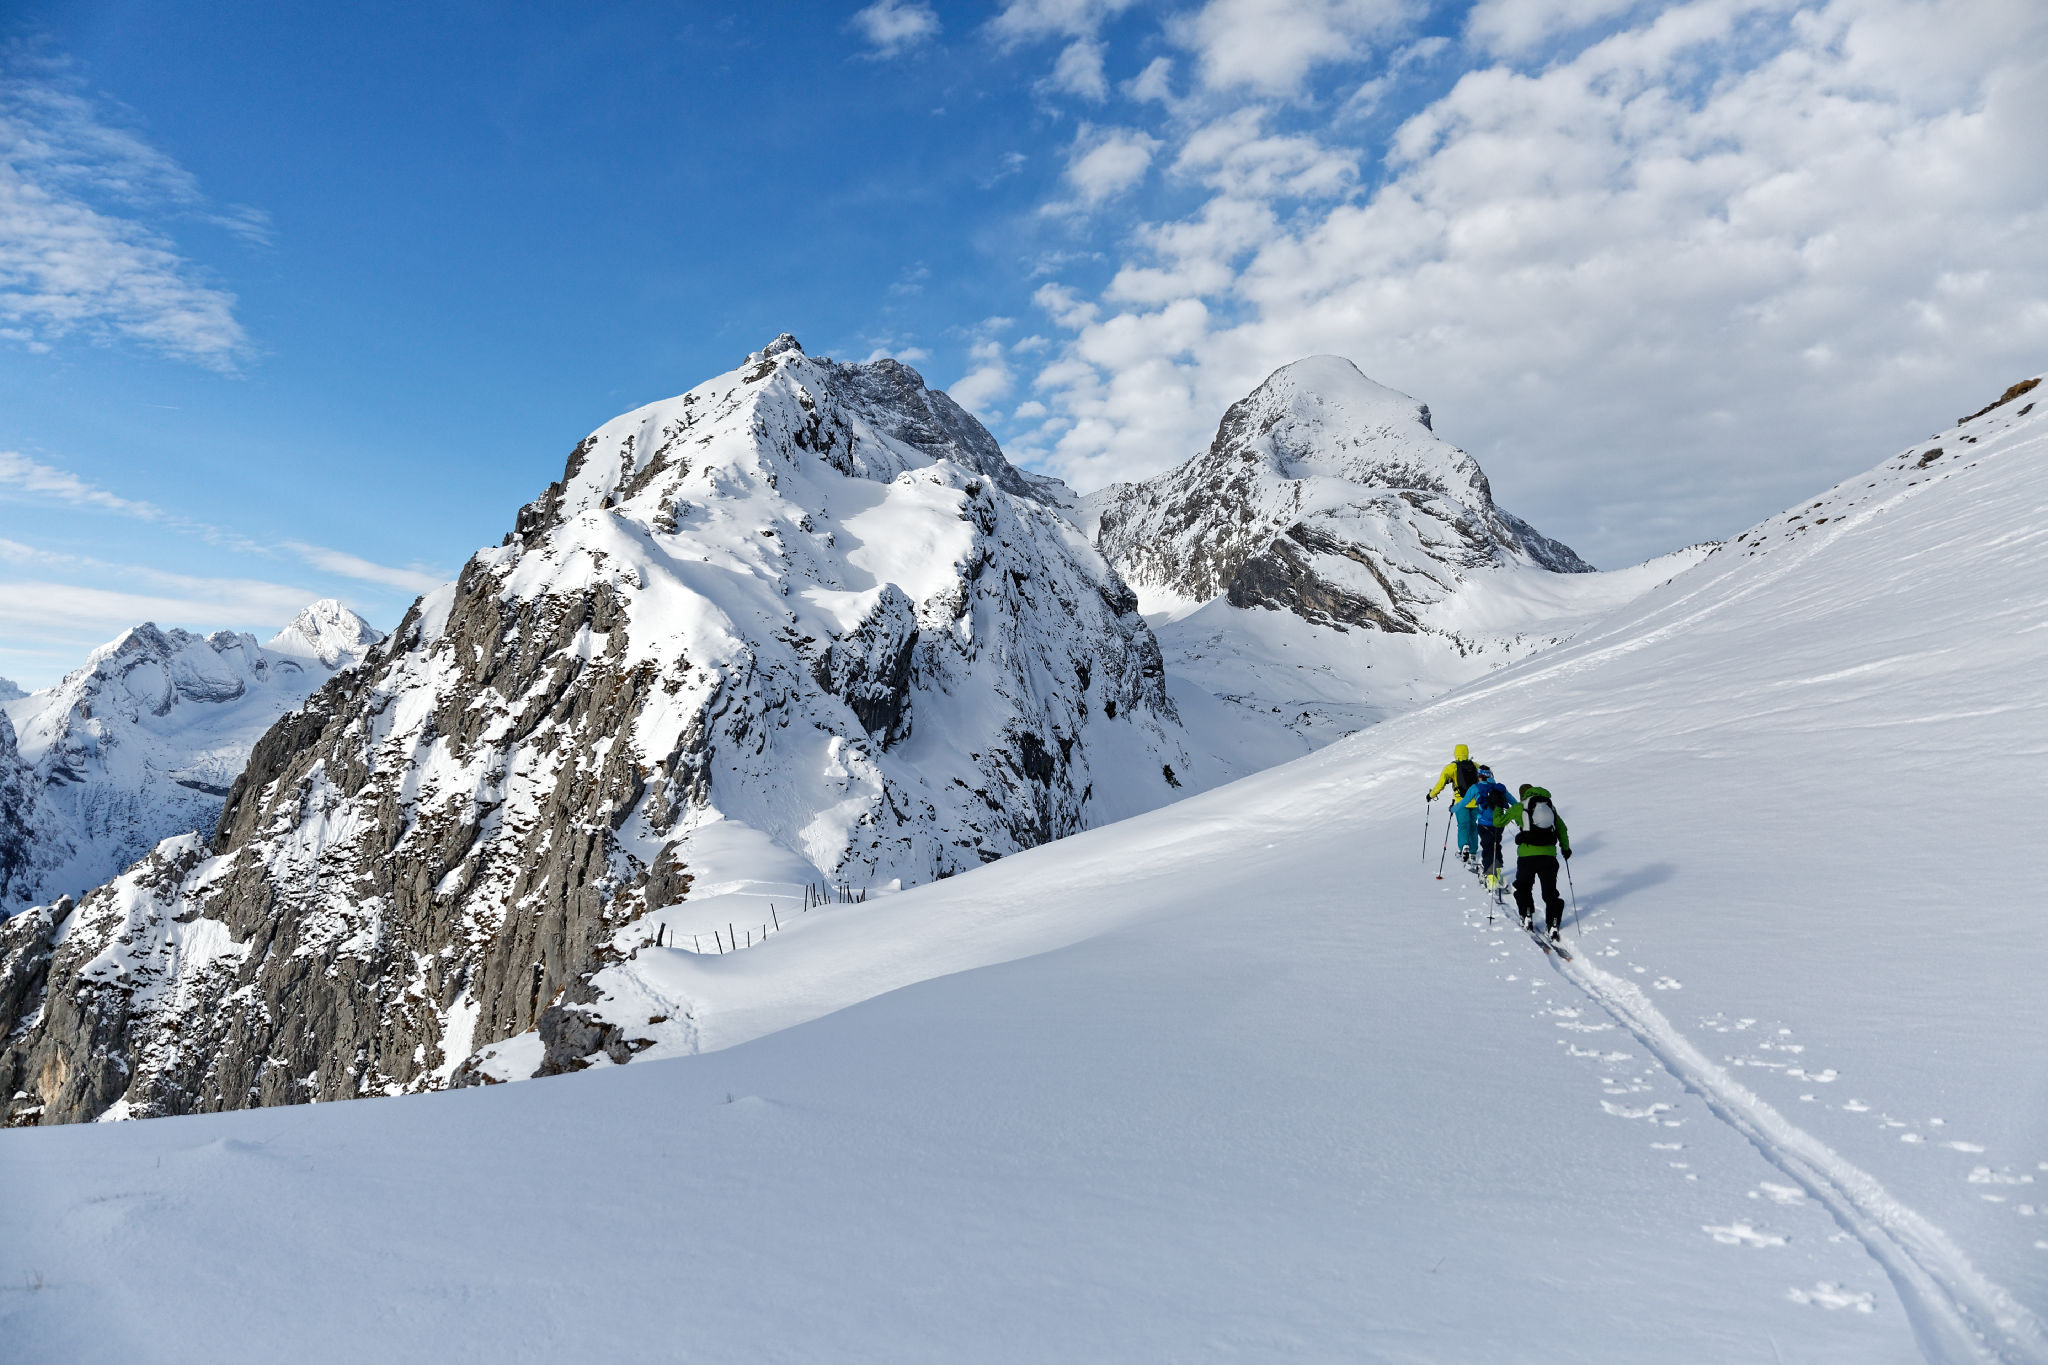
1551, 946, 2048, 1365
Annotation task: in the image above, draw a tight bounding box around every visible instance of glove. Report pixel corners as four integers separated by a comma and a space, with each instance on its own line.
1563, 848, 1573, 861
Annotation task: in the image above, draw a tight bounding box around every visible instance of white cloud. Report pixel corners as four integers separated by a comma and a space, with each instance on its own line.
848, 0, 941, 57
1013, 0, 2048, 567
990, 0, 1138, 43
1172, 108, 1358, 199
0, 449, 162, 518
1124, 57, 1177, 104
1044, 40, 1111, 101
1466, 0, 1647, 57
948, 340, 1015, 415
1171, 0, 1419, 96
1058, 126, 1161, 208
1, 448, 445, 597
0, 577, 327, 646
0, 61, 252, 369
281, 542, 447, 595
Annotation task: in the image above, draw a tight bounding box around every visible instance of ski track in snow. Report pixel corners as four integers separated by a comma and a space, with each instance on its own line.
1551, 927, 2047, 1363
1443, 865, 2045, 1364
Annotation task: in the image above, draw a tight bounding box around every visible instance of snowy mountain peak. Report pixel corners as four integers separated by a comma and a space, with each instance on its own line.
267, 599, 383, 669
1089, 354, 1591, 623
1235, 355, 1451, 483
1085, 356, 1632, 743
0, 677, 22, 703
0, 339, 1217, 1119
0, 607, 387, 912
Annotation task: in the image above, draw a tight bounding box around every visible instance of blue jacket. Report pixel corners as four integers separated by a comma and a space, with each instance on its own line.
1462, 780, 1514, 828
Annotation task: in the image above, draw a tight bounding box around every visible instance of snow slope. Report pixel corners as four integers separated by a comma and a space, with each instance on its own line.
1087, 356, 1697, 744
2, 378, 2041, 1361
0, 601, 382, 910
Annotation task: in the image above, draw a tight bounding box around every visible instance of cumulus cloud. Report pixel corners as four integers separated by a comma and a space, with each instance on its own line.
848, 0, 941, 57
1043, 40, 1111, 100
1011, 0, 2048, 567
990, 0, 1139, 43
1465, 0, 1647, 57
1124, 56, 1177, 104
0, 60, 252, 369
1172, 108, 1358, 199
1057, 126, 1161, 208
948, 339, 1016, 416
1171, 0, 1418, 96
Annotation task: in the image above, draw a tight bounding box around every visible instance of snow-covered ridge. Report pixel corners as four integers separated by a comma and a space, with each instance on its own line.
0, 335, 1231, 1122
0, 602, 382, 912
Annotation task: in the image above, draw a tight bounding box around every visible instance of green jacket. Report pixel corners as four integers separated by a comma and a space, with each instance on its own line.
1507, 786, 1571, 857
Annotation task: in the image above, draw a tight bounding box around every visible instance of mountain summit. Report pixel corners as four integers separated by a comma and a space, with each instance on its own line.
0, 336, 1214, 1122
1086, 357, 1684, 742
1089, 355, 1590, 623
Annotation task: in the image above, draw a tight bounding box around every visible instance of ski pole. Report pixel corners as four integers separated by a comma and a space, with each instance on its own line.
1421, 798, 1432, 866
1564, 855, 1580, 937
1435, 801, 1453, 879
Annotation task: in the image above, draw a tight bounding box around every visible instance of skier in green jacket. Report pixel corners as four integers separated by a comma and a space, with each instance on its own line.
1509, 784, 1572, 941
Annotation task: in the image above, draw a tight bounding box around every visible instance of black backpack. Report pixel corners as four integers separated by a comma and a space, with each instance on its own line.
1526, 796, 1558, 835
1453, 758, 1479, 792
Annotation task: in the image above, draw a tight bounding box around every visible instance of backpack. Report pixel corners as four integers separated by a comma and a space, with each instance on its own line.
1527, 796, 1557, 832
1473, 782, 1508, 813
1453, 758, 1479, 792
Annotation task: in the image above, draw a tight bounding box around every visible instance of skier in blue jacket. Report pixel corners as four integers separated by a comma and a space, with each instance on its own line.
1461, 767, 1516, 890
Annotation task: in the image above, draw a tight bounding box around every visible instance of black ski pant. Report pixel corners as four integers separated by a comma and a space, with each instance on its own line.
1476, 824, 1504, 878
1515, 854, 1564, 931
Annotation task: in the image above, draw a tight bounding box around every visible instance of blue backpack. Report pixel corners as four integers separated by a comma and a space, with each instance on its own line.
1470, 781, 1510, 821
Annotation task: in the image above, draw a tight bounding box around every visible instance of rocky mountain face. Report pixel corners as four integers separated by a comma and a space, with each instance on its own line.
0, 335, 1207, 1124
0, 603, 383, 912
1082, 357, 1683, 742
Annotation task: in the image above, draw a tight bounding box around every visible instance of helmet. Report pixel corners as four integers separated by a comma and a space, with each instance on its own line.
1454, 744, 1469, 760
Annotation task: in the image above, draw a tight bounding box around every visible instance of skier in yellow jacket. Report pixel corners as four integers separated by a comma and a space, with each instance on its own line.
1426, 744, 1483, 863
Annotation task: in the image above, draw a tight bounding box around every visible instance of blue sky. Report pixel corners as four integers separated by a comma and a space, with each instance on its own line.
2, 0, 2044, 687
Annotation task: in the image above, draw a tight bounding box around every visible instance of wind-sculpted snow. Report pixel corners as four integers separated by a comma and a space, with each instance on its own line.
0, 603, 382, 912
1086, 356, 1687, 742
0, 336, 1206, 1122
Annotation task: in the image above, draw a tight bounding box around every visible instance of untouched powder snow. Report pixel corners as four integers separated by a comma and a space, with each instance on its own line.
2, 376, 2045, 1362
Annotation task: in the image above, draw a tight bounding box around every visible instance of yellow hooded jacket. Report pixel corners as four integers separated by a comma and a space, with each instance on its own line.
1428, 744, 1472, 799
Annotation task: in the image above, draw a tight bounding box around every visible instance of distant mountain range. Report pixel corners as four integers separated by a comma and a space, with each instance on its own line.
0, 600, 382, 914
